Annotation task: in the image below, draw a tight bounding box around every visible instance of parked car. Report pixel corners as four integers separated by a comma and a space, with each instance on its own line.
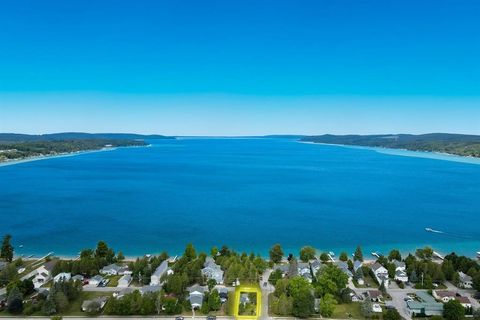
175, 317, 184, 320
207, 316, 216, 320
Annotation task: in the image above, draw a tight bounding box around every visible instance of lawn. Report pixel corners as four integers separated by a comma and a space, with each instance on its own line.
60, 291, 112, 316
107, 275, 121, 287
331, 302, 364, 319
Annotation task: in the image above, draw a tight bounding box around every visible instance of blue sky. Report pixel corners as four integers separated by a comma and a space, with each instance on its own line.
1, 1, 479, 135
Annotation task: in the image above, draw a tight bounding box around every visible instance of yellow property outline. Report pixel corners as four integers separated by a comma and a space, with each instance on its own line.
233, 284, 262, 320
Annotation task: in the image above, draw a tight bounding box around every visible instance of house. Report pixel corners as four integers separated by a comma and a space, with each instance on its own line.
298, 262, 312, 283
150, 260, 169, 286
458, 272, 473, 289
455, 296, 472, 309
353, 260, 363, 273
187, 284, 207, 309
201, 257, 224, 284
81, 296, 108, 312
392, 260, 408, 282
407, 291, 443, 316
336, 261, 353, 280
88, 275, 104, 287
33, 260, 58, 288
350, 292, 362, 302
433, 290, 456, 303
366, 290, 383, 302
72, 274, 84, 282
100, 263, 130, 276
274, 264, 289, 277
117, 274, 132, 288
310, 259, 322, 275
393, 260, 406, 271
372, 303, 383, 313
139, 285, 161, 295
370, 262, 389, 288
54, 272, 71, 283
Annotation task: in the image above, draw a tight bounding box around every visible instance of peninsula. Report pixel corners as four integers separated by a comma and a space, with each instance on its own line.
0, 132, 174, 163
300, 133, 480, 158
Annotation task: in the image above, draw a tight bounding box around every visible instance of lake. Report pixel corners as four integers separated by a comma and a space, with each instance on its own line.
1, 138, 479, 258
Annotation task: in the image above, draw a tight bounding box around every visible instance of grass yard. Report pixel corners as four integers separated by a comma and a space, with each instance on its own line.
107, 275, 122, 287
60, 291, 112, 316
332, 302, 364, 319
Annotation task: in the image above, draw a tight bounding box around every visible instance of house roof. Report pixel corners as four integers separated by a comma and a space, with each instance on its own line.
434, 290, 455, 298
190, 293, 203, 306
458, 271, 472, 282
367, 290, 382, 299
371, 262, 385, 272
393, 260, 406, 269
152, 260, 169, 277
353, 260, 363, 271
90, 275, 104, 282
456, 296, 471, 304
101, 263, 122, 272
187, 284, 207, 294
43, 260, 58, 272
119, 274, 132, 282
139, 285, 161, 294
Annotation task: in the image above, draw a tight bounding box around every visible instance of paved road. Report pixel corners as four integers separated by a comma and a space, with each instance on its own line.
260, 269, 275, 319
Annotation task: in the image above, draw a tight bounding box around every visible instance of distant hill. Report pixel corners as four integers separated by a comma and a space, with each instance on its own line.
301, 133, 480, 158
0, 132, 175, 142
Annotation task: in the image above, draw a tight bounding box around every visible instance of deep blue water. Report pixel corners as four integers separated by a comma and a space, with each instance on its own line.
1, 138, 479, 258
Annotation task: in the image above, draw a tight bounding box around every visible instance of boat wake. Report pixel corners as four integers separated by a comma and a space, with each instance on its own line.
425, 228, 473, 239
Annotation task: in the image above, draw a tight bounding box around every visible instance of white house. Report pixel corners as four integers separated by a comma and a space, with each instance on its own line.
458, 272, 473, 289
393, 260, 408, 282
54, 272, 71, 283
150, 260, 169, 286
33, 260, 57, 289
100, 264, 130, 276
117, 274, 132, 288
201, 257, 224, 284
88, 275, 104, 287
433, 290, 456, 303
370, 262, 389, 288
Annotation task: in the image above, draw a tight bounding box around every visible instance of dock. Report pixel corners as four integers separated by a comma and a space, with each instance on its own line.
326, 253, 335, 263
371, 252, 380, 258
433, 251, 444, 260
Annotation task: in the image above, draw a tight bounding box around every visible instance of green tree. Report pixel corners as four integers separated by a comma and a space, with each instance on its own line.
354, 246, 363, 262
117, 251, 125, 261
292, 288, 314, 318
316, 264, 349, 297
54, 292, 69, 313
184, 243, 196, 261
288, 258, 299, 278
277, 293, 293, 315
7, 286, 23, 314
208, 289, 221, 311
384, 308, 401, 320
388, 249, 402, 262
207, 278, 217, 291
319, 293, 337, 317
288, 276, 312, 297
210, 246, 218, 257
299, 246, 316, 262
444, 299, 465, 320
1, 234, 14, 262
339, 252, 349, 262
268, 269, 283, 286
320, 252, 329, 263
95, 240, 110, 258
361, 299, 373, 318
269, 244, 283, 264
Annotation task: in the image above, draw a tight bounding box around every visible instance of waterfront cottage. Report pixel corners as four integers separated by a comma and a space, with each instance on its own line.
370, 262, 389, 288
100, 263, 130, 276
117, 274, 132, 288
458, 272, 473, 289
54, 272, 71, 283
455, 296, 472, 309
201, 257, 224, 284
336, 261, 353, 280
298, 262, 313, 283
33, 260, 57, 288
150, 260, 170, 286
366, 290, 383, 302
353, 260, 363, 273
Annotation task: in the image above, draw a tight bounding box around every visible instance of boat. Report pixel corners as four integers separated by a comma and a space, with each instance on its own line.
425, 227, 443, 233
371, 252, 380, 258
19, 244, 24, 248
329, 251, 335, 257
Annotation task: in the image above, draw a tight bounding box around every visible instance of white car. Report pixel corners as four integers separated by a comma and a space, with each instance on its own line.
372, 304, 383, 313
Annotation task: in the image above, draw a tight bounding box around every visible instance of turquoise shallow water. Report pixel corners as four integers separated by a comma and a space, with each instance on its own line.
0, 138, 479, 258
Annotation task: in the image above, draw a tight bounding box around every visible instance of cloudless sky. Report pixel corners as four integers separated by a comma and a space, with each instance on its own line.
1, 0, 479, 135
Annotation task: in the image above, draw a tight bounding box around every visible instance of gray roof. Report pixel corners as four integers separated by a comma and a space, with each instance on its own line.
187, 284, 207, 294
189, 292, 204, 307
459, 271, 472, 282
43, 260, 58, 272
101, 263, 122, 272
353, 260, 363, 272
152, 260, 169, 278
371, 262, 386, 272
407, 292, 443, 312
90, 275, 104, 282
139, 285, 161, 295
393, 260, 406, 269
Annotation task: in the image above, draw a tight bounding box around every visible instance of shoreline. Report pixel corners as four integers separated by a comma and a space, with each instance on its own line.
0, 144, 151, 168
299, 141, 480, 165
